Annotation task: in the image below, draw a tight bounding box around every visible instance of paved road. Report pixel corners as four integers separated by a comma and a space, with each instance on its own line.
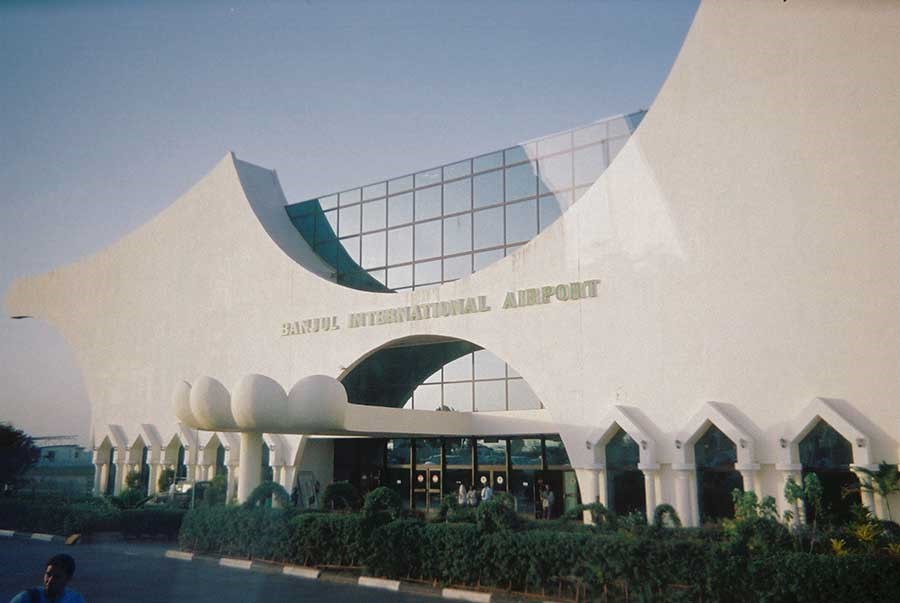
0, 538, 438, 603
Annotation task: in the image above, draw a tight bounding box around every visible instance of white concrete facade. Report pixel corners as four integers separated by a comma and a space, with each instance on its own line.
6, 1, 900, 521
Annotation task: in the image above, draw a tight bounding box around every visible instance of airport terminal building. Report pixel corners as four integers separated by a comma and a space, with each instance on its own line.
7, 1, 900, 525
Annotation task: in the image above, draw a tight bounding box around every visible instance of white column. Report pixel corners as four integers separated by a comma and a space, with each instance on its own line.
596, 469, 608, 507
574, 468, 599, 524
148, 463, 161, 495
99, 463, 110, 496
673, 466, 694, 527
738, 466, 760, 499
850, 467, 878, 518
641, 467, 659, 522
92, 462, 102, 495
206, 464, 216, 481
237, 432, 263, 503
114, 460, 127, 495
226, 464, 239, 503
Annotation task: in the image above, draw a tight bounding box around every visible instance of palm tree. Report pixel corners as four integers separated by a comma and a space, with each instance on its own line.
846, 461, 900, 521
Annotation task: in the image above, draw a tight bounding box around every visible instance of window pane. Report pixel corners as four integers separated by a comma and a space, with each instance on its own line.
608, 136, 627, 162
443, 382, 473, 412
574, 122, 607, 147
509, 438, 542, 466
361, 231, 386, 268
443, 178, 471, 214
319, 194, 338, 210
507, 378, 541, 410
445, 437, 473, 465
389, 175, 413, 194
324, 209, 339, 237
413, 384, 441, 413
416, 168, 442, 188
574, 143, 606, 187
474, 349, 505, 379
339, 236, 360, 270
387, 265, 412, 289
362, 199, 386, 231
474, 248, 504, 271
416, 437, 442, 464
476, 438, 507, 464
414, 220, 441, 260
538, 131, 571, 156
474, 207, 503, 249
387, 226, 413, 265
339, 205, 360, 236
414, 259, 441, 285
339, 188, 361, 206
608, 117, 630, 138
443, 254, 471, 281
504, 145, 530, 165
369, 269, 386, 286
538, 153, 572, 194
545, 435, 570, 466
474, 380, 506, 411
473, 151, 503, 173
539, 193, 568, 230
505, 163, 537, 201
443, 353, 472, 381
415, 186, 441, 221
387, 439, 411, 465
389, 192, 414, 226
474, 170, 502, 208
505, 199, 537, 244
363, 182, 386, 200
443, 214, 471, 255
444, 159, 471, 180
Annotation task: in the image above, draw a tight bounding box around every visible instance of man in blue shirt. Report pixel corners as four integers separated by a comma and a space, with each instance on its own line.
10, 554, 85, 603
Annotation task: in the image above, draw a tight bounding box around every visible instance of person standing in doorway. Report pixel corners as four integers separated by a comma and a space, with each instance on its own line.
541, 483, 555, 519
458, 483, 467, 506
481, 482, 493, 503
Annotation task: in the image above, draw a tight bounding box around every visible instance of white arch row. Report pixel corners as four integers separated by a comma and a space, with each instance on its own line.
91, 424, 332, 506
90, 396, 889, 523
575, 397, 888, 526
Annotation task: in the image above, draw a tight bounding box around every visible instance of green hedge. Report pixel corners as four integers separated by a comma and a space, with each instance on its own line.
0, 497, 185, 539
178, 504, 900, 600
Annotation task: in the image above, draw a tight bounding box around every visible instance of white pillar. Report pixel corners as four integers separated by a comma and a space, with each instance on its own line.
237, 432, 263, 503
206, 464, 216, 481
850, 467, 879, 518
226, 464, 239, 503
114, 461, 127, 495
673, 466, 693, 527
148, 463, 161, 495
574, 468, 599, 524
92, 462, 103, 496
596, 469, 608, 507
738, 466, 761, 499
641, 467, 659, 522
99, 463, 110, 495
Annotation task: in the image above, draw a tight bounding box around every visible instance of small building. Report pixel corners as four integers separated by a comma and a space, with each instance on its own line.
23, 444, 94, 497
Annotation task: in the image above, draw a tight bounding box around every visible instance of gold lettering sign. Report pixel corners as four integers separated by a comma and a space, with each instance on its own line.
280, 279, 600, 336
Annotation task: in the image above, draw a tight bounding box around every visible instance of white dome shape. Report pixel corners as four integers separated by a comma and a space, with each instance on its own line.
172, 380, 198, 427
231, 373, 289, 431
286, 375, 348, 433
190, 376, 238, 430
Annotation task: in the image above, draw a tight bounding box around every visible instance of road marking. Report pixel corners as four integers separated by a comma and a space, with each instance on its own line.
164, 550, 194, 561
0, 530, 15, 537
283, 565, 320, 579
358, 576, 401, 591
442, 587, 492, 602
31, 533, 55, 542
219, 557, 253, 570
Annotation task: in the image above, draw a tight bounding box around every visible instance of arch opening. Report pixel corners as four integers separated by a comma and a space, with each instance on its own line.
799, 419, 860, 525
694, 423, 741, 522
605, 427, 645, 516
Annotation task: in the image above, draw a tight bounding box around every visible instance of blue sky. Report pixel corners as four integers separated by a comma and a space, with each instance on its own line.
0, 0, 699, 445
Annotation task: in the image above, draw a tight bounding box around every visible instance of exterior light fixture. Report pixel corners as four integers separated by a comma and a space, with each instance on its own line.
640, 440, 647, 450
739, 439, 747, 449
856, 438, 866, 448
675, 440, 682, 449
779, 438, 787, 448
585, 441, 592, 450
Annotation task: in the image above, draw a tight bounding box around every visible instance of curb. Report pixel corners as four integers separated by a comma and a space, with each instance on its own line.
443, 587, 492, 602
0, 530, 65, 543
358, 576, 401, 591
0, 530, 15, 538
166, 551, 534, 602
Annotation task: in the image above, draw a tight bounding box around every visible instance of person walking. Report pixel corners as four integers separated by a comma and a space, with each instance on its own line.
541, 483, 555, 519
481, 482, 493, 503
10, 554, 85, 603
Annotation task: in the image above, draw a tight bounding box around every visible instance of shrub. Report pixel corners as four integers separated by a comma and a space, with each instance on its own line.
562, 502, 617, 529
652, 503, 682, 528
475, 494, 519, 533
322, 481, 361, 511
242, 481, 290, 509
120, 508, 185, 539
362, 486, 401, 523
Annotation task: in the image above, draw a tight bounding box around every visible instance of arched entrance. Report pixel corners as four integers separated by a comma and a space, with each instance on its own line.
606, 428, 645, 516
695, 424, 742, 522
799, 419, 860, 524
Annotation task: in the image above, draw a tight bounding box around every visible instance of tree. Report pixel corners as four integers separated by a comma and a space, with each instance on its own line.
0, 423, 40, 491
845, 461, 900, 521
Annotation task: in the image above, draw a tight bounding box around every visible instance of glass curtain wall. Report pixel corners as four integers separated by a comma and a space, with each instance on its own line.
381, 434, 574, 515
